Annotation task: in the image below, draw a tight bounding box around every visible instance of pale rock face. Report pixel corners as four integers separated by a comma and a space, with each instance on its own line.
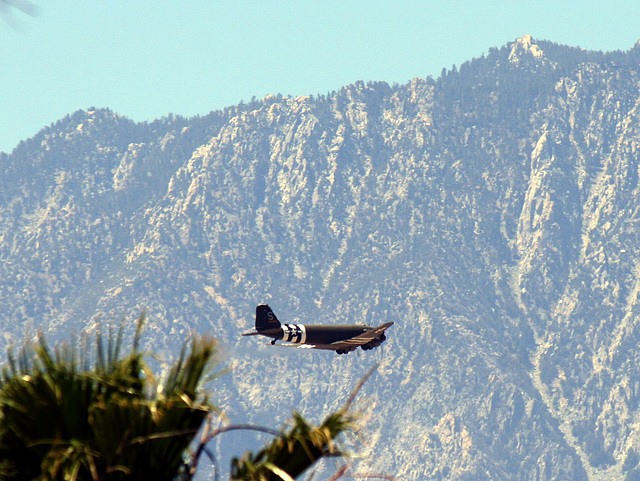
509, 34, 545, 64
3, 39, 640, 479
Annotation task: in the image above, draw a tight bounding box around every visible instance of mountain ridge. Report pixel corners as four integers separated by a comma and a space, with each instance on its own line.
3, 36, 640, 479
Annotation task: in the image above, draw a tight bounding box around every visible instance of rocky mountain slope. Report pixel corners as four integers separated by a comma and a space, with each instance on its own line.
3, 35, 640, 479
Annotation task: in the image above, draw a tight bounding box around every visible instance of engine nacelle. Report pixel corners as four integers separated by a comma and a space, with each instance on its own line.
361, 332, 387, 351
336, 346, 356, 355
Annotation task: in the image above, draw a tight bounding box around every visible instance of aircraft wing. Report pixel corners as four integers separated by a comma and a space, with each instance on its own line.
326, 321, 394, 350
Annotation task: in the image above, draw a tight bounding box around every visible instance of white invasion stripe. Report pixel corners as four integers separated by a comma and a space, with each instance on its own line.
282, 324, 290, 342
299, 324, 307, 344
282, 324, 306, 343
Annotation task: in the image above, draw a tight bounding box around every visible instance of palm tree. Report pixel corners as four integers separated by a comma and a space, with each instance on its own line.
0, 315, 216, 480
0, 315, 360, 480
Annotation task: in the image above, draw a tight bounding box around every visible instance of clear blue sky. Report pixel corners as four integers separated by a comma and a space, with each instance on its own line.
2, 0, 639, 153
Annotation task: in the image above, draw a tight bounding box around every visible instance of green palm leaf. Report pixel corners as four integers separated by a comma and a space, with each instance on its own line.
228, 365, 378, 481
1, 313, 368, 481
0, 314, 218, 481
229, 409, 354, 481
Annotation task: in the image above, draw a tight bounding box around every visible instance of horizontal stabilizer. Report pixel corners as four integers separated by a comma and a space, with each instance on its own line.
242, 328, 281, 337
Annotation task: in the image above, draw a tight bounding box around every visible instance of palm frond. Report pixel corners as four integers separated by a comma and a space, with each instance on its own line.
230, 407, 355, 480
229, 365, 378, 481
0, 314, 219, 481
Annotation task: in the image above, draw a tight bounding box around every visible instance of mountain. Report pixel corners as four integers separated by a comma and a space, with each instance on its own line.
4, 34, 640, 479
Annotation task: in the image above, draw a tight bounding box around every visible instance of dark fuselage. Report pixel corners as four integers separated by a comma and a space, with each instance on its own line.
262, 323, 372, 345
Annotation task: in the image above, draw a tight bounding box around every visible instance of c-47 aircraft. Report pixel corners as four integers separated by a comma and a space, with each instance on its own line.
242, 304, 393, 355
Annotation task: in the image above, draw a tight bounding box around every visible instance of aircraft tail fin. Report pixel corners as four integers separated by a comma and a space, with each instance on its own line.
256, 304, 281, 331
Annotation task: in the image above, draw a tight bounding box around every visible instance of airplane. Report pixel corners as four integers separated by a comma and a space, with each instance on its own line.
242, 304, 394, 355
